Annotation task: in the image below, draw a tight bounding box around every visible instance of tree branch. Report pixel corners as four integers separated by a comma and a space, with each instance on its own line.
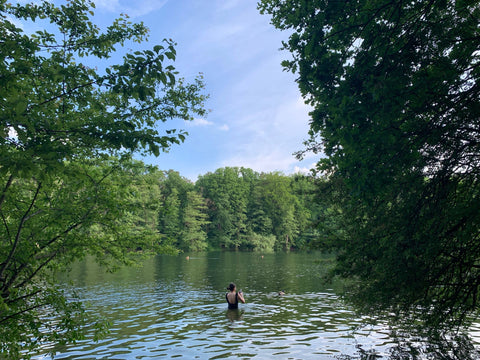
0, 181, 42, 282
14, 251, 59, 291
0, 174, 14, 211
1, 210, 12, 246
0, 301, 47, 325
28, 80, 98, 110
5, 289, 42, 305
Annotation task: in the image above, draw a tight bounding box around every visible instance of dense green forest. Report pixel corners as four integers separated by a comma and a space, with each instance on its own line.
121, 161, 326, 253
152, 166, 322, 252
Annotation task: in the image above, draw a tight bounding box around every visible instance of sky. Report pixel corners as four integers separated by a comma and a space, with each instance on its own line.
20, 0, 320, 181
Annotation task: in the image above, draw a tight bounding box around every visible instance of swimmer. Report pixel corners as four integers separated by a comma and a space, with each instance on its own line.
225, 282, 245, 309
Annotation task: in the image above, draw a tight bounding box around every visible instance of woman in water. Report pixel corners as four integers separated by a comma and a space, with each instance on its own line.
226, 282, 245, 309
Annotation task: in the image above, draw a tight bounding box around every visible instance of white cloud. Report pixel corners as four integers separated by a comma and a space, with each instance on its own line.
218, 95, 316, 175
93, 0, 121, 13
294, 164, 317, 175
222, 148, 297, 174
186, 118, 213, 127
222, 149, 317, 177
234, 95, 311, 149
184, 119, 231, 132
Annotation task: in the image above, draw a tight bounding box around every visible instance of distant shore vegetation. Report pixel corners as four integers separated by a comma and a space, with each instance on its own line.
142, 165, 328, 253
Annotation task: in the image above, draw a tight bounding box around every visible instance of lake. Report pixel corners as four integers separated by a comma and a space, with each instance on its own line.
34, 252, 480, 359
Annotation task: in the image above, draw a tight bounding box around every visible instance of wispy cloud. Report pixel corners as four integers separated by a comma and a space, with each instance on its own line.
195, 23, 247, 46
177, 1, 270, 72
93, 0, 120, 13
222, 148, 297, 174
184, 118, 231, 132
186, 118, 213, 127
219, 96, 313, 174
119, 1, 319, 179
294, 164, 317, 175
94, 0, 168, 17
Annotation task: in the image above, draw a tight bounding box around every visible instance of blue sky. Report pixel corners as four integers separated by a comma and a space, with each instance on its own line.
21, 0, 320, 181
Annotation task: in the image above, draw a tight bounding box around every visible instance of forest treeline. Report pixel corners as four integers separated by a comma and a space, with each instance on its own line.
135, 165, 324, 253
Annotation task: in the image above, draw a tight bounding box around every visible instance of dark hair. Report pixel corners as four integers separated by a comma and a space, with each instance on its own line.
227, 283, 236, 291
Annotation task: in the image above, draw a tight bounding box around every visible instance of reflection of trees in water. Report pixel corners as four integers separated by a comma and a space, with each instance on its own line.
337, 328, 480, 360
389, 330, 479, 360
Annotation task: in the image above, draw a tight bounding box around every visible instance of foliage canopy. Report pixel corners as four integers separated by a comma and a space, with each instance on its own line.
259, 0, 480, 326
157, 168, 320, 253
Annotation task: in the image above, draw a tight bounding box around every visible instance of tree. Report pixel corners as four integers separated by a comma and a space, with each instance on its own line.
158, 187, 181, 248
157, 170, 194, 248
259, 0, 480, 326
246, 232, 276, 253
289, 175, 316, 249
257, 173, 300, 250
180, 191, 210, 252
0, 157, 167, 357
196, 167, 251, 249
0, 0, 206, 356
123, 161, 166, 247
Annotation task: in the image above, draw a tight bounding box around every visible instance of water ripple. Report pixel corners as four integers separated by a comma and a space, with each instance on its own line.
32, 254, 480, 359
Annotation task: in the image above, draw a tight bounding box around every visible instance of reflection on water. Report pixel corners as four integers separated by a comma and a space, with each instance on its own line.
226, 309, 244, 324
33, 252, 480, 359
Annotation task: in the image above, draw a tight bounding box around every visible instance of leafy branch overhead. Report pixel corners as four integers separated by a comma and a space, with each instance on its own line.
1, 0, 207, 169
259, 0, 480, 327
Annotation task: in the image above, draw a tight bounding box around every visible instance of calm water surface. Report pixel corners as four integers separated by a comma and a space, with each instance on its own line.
35, 252, 480, 359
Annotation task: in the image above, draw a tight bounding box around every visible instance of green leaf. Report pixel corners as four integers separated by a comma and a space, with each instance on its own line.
153, 44, 164, 53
